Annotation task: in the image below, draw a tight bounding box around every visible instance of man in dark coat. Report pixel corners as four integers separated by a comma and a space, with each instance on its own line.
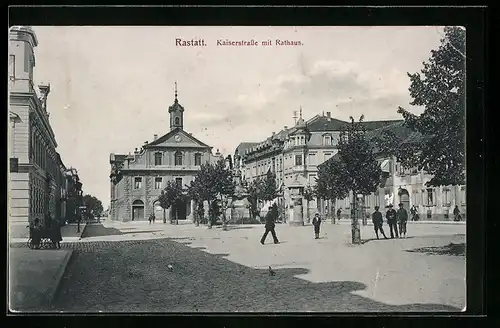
312, 212, 322, 239
386, 204, 399, 238
51, 218, 63, 249
372, 206, 388, 239
453, 205, 461, 221
260, 205, 279, 245
397, 203, 409, 238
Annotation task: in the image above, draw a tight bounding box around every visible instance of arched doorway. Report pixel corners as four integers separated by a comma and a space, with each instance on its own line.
153, 200, 165, 221
172, 197, 187, 220
398, 189, 410, 210
132, 199, 145, 221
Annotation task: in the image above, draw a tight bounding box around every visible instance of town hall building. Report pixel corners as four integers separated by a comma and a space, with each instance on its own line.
109, 84, 222, 222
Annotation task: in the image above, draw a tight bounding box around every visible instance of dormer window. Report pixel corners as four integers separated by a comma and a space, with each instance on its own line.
323, 135, 332, 146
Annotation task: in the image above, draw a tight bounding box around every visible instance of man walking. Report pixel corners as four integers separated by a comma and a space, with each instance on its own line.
312, 212, 322, 239
453, 205, 461, 221
386, 204, 399, 238
397, 203, 409, 238
372, 206, 388, 239
260, 205, 279, 245
336, 208, 342, 222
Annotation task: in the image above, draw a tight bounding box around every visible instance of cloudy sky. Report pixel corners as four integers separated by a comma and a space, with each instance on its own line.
31, 26, 444, 208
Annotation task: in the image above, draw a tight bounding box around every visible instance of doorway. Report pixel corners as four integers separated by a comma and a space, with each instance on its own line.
399, 189, 410, 210
132, 199, 145, 221
172, 198, 187, 220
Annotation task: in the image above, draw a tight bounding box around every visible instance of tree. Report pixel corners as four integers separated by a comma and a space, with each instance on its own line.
303, 185, 315, 224
82, 194, 104, 220
158, 180, 184, 224
261, 171, 278, 202
396, 26, 465, 187
187, 159, 234, 229
317, 116, 383, 244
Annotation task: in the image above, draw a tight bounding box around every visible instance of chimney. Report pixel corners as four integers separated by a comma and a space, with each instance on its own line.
153, 134, 158, 141
326, 112, 331, 118
284, 125, 288, 130
144, 141, 148, 145
134, 148, 139, 154
272, 131, 275, 136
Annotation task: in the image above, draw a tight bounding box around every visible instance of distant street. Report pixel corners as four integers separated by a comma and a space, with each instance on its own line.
15, 221, 465, 312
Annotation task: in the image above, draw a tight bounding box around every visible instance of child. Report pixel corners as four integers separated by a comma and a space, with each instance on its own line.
312, 212, 322, 239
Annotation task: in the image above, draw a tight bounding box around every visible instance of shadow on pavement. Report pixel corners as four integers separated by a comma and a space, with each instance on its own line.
80, 224, 123, 238
120, 230, 164, 235
214, 225, 256, 231
51, 237, 462, 313
406, 242, 465, 256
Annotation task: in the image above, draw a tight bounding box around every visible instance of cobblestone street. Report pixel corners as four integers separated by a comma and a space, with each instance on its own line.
12, 221, 462, 313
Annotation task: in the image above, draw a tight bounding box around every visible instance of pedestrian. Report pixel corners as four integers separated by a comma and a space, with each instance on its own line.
152, 213, 156, 224
337, 208, 342, 222
453, 205, 461, 221
386, 204, 399, 238
31, 217, 42, 249
148, 214, 152, 225
260, 204, 279, 245
397, 203, 409, 238
312, 212, 322, 239
410, 205, 417, 221
51, 219, 63, 249
372, 206, 388, 239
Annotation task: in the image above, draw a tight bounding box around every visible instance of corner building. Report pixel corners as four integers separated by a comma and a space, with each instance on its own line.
109, 88, 222, 222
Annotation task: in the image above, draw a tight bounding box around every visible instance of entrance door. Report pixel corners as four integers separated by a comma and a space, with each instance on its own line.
400, 190, 410, 210
132, 200, 145, 221
173, 199, 187, 220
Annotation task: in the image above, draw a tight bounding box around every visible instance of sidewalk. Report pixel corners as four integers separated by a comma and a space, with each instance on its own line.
9, 223, 88, 244
8, 248, 73, 312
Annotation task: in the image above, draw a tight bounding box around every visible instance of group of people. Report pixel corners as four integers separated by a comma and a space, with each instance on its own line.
29, 212, 63, 249
148, 213, 156, 224
372, 203, 408, 239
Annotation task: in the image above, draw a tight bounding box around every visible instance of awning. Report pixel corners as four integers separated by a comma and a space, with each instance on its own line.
380, 159, 390, 173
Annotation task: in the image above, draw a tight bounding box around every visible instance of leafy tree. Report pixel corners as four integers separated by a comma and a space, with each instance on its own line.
261, 171, 278, 202
302, 185, 315, 223
158, 180, 184, 224
82, 194, 104, 219
247, 178, 263, 219
187, 159, 234, 228
395, 26, 465, 187
317, 116, 383, 243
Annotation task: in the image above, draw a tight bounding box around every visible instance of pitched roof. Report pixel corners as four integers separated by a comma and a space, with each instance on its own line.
234, 142, 259, 156
146, 127, 211, 148
168, 99, 184, 113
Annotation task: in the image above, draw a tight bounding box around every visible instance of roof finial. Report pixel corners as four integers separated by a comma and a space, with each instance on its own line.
299, 106, 303, 118
174, 81, 178, 102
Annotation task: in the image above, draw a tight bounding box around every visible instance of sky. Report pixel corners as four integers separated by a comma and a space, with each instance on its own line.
31, 26, 445, 208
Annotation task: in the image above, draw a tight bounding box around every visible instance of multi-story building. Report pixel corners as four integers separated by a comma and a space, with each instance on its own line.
109, 86, 222, 222
320, 121, 466, 221
8, 26, 81, 238
235, 110, 400, 221
64, 167, 84, 223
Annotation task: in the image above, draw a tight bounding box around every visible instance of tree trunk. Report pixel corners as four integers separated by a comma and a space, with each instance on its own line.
163, 209, 166, 223
351, 190, 361, 244
207, 201, 213, 229
330, 199, 336, 224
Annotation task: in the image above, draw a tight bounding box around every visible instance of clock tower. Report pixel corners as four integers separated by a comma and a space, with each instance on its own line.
168, 81, 184, 131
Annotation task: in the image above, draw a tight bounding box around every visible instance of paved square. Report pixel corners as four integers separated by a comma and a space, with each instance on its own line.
45, 221, 465, 312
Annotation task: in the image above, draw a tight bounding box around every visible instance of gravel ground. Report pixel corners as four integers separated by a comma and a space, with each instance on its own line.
32, 224, 462, 313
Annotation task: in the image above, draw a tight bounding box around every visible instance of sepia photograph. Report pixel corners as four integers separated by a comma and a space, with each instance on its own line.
8, 25, 466, 313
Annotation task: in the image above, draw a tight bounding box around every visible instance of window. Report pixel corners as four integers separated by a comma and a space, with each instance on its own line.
443, 188, 450, 205
309, 174, 316, 184
324, 153, 332, 162
9, 55, 15, 79
154, 153, 162, 166
295, 155, 303, 166
134, 177, 142, 189
175, 117, 180, 125
460, 186, 466, 204
175, 177, 183, 188
309, 153, 316, 165
194, 153, 202, 166
323, 135, 332, 146
426, 188, 434, 205
155, 177, 162, 189
175, 151, 183, 166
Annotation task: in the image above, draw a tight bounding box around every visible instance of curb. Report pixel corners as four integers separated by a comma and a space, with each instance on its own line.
47, 250, 73, 309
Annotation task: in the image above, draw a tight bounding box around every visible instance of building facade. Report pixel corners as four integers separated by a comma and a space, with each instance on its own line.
8, 26, 81, 238
321, 122, 467, 221
235, 110, 400, 222
109, 87, 222, 222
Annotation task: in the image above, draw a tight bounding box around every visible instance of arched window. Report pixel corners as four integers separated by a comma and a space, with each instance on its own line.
194, 153, 202, 166
175, 117, 180, 125
175, 151, 183, 166
154, 152, 162, 166
323, 134, 332, 146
